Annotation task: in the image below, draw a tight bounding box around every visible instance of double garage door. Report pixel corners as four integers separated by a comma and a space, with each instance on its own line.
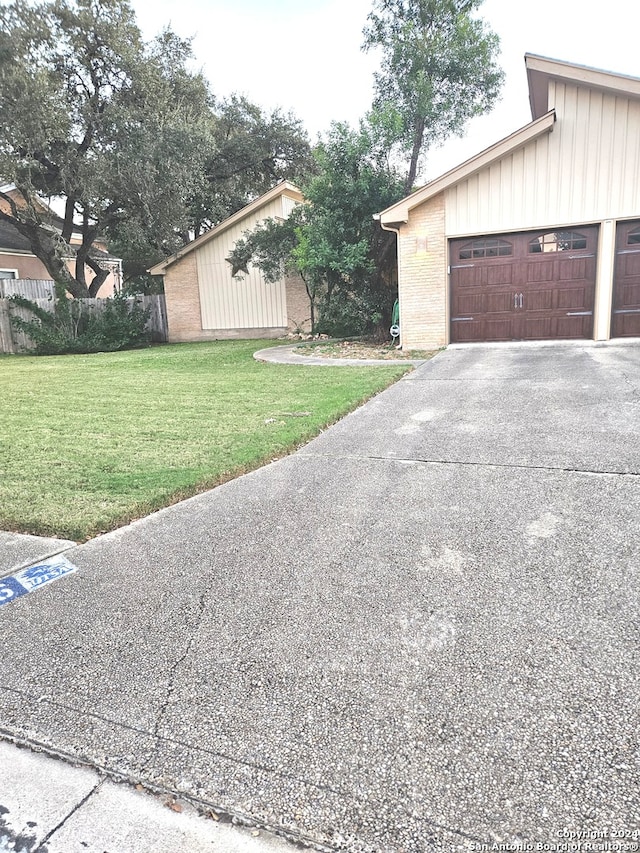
450, 222, 640, 343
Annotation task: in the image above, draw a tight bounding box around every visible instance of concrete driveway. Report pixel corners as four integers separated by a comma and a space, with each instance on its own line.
1, 343, 639, 852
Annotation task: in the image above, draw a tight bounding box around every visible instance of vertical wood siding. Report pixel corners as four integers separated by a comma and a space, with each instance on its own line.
196, 196, 289, 330
445, 84, 640, 236
281, 195, 297, 219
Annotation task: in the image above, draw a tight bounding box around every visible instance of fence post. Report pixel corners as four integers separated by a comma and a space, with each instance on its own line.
0, 299, 15, 353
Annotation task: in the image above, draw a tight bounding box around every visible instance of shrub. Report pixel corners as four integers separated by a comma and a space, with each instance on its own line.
9, 292, 151, 355
315, 286, 387, 339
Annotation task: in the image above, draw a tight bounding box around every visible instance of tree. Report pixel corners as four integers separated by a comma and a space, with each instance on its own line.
0, 0, 213, 297
215, 1, 506, 340
363, 0, 504, 191
228, 122, 405, 336
189, 96, 315, 238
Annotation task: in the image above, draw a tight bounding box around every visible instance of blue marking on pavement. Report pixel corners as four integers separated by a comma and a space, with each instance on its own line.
0, 556, 77, 607
0, 576, 29, 605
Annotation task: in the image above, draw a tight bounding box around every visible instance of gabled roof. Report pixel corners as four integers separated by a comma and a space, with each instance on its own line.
0, 217, 120, 262
378, 54, 640, 228
378, 110, 555, 227
526, 53, 640, 120
0, 219, 33, 254
149, 181, 304, 275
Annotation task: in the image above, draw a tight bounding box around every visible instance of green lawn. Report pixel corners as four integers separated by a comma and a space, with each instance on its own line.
0, 341, 409, 541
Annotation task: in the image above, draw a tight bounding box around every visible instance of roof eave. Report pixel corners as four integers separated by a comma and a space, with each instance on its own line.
525, 53, 640, 119
149, 181, 304, 275
379, 110, 556, 226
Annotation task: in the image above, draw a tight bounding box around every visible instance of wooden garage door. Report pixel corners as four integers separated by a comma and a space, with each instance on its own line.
611, 220, 640, 338
450, 227, 598, 343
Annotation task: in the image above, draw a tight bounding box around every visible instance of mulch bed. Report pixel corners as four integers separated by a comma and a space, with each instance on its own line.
293, 340, 435, 360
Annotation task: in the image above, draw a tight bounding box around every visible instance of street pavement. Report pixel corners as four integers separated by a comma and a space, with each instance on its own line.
1, 342, 639, 852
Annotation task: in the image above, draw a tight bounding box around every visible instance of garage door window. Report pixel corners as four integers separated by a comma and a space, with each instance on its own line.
459, 238, 512, 260
529, 231, 588, 253
627, 227, 640, 245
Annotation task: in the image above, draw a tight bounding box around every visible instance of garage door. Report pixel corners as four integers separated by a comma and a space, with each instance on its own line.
611, 220, 640, 338
450, 227, 598, 343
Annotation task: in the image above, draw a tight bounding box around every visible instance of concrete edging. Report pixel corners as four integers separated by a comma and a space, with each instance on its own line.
253, 343, 429, 367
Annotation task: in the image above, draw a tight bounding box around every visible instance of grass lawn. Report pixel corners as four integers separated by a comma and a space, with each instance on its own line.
0, 341, 410, 541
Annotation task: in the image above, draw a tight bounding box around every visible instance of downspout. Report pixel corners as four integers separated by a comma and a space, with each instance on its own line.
373, 214, 403, 349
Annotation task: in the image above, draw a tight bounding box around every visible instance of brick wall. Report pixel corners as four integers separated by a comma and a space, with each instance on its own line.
164, 252, 290, 341
397, 193, 448, 350
164, 254, 203, 342
285, 274, 312, 332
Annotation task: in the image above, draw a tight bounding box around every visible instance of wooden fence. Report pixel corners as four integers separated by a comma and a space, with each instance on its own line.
0, 279, 55, 299
0, 281, 168, 353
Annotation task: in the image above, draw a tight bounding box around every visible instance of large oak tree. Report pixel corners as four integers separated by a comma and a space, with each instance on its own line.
0, 0, 314, 298
0, 0, 217, 297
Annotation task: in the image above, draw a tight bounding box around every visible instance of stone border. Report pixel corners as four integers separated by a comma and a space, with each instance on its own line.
253, 343, 430, 367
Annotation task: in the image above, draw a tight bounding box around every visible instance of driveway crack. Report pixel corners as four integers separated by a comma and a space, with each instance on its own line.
619, 368, 640, 404
298, 452, 640, 478
152, 591, 207, 741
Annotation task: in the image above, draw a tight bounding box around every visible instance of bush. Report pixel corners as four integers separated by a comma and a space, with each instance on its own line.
9, 292, 151, 355
315, 285, 389, 339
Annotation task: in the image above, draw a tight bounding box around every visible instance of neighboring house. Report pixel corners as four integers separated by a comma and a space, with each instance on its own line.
378, 55, 640, 348
149, 182, 311, 342
0, 189, 122, 296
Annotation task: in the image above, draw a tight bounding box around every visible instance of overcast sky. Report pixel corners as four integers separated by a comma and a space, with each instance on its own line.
133, 0, 638, 182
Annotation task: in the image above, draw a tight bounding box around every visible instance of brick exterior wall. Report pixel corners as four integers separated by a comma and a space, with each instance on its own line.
397, 193, 448, 350
164, 252, 296, 342
168, 326, 288, 341
164, 254, 203, 343
285, 274, 312, 332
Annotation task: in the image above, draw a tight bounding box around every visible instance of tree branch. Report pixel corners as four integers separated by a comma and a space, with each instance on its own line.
86, 255, 110, 297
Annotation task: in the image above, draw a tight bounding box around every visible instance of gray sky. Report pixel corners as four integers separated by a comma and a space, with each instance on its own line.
132, 0, 638, 182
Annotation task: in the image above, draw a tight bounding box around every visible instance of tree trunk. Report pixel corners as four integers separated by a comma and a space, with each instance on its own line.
22, 222, 89, 298
0, 199, 89, 298
301, 273, 316, 333
87, 257, 110, 297
405, 116, 426, 193
377, 229, 397, 277
62, 196, 76, 243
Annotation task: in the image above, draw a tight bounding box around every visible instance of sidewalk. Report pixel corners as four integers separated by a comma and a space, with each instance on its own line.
0, 740, 299, 853
0, 532, 74, 577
